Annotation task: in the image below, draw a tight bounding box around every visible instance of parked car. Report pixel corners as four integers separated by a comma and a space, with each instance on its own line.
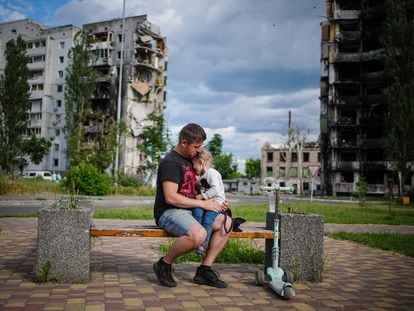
24, 171, 53, 181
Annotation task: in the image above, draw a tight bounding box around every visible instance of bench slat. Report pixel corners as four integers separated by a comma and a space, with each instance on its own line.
90, 225, 274, 239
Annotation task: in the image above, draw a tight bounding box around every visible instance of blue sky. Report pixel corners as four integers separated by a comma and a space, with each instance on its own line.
0, 0, 326, 172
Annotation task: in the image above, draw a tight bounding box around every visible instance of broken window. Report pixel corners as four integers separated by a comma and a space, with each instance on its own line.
341, 152, 357, 161
291, 152, 298, 162
267, 152, 273, 162
303, 152, 310, 162
266, 166, 273, 177
341, 172, 354, 183
366, 150, 384, 161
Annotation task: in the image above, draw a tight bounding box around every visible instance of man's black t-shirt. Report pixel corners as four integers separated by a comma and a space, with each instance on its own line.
154, 150, 198, 224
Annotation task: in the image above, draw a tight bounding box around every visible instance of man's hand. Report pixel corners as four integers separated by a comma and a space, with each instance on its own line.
202, 199, 222, 212
221, 199, 230, 213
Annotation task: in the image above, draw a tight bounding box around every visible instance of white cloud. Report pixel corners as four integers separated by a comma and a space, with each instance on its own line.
1, 0, 325, 173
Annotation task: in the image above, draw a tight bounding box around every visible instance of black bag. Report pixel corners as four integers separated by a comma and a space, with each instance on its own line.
221, 208, 246, 233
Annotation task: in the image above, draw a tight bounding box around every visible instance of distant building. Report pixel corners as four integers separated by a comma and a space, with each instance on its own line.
0, 19, 79, 172
0, 15, 167, 175
319, 0, 413, 196
261, 142, 321, 194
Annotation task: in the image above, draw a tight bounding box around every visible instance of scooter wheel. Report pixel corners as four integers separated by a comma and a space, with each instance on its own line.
283, 287, 294, 300
283, 271, 294, 284
254, 270, 265, 286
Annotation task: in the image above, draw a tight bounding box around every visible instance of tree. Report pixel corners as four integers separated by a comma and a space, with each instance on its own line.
245, 158, 261, 178
83, 111, 122, 172
205, 133, 238, 179
205, 133, 223, 157
214, 153, 239, 179
0, 36, 50, 175
381, 0, 414, 196
21, 135, 51, 165
137, 113, 169, 184
64, 30, 99, 166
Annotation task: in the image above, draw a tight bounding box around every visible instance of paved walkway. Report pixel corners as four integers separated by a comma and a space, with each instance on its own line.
0, 218, 413, 311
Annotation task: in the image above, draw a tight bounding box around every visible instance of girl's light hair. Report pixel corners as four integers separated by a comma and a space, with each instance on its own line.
194, 148, 214, 168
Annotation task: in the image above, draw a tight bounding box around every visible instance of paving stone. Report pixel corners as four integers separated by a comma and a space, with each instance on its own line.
0, 218, 414, 310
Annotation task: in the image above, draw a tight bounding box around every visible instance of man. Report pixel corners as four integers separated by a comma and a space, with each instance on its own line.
153, 123, 231, 288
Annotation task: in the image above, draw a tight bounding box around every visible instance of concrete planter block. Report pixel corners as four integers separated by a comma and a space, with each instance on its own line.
35, 207, 93, 283
265, 213, 325, 282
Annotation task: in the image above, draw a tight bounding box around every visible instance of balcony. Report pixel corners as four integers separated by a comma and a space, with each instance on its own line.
330, 140, 359, 149
333, 10, 360, 20
90, 42, 113, 50
92, 57, 113, 67
335, 31, 361, 42
362, 161, 387, 171
331, 161, 360, 170
360, 94, 384, 105
366, 184, 387, 194
334, 52, 361, 63
334, 182, 355, 193
134, 60, 159, 72
361, 49, 384, 61
359, 138, 386, 148
332, 96, 360, 107
28, 61, 45, 70
334, 117, 357, 127
359, 117, 383, 128
361, 3, 386, 19
362, 71, 384, 82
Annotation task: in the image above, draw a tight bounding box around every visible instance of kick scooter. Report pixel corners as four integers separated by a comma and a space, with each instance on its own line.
255, 185, 295, 300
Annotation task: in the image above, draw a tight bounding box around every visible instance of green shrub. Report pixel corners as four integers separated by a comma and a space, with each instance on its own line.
64, 163, 112, 196
0, 174, 10, 195
117, 174, 142, 187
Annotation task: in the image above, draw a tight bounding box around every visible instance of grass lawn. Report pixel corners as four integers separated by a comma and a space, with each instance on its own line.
326, 232, 414, 258
94, 201, 414, 225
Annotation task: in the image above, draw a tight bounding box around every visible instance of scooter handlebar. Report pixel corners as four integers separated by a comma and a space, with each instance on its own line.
260, 186, 294, 192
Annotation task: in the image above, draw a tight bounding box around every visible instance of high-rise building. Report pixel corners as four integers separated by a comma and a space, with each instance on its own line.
0, 15, 167, 176
0, 20, 80, 172
319, 0, 413, 196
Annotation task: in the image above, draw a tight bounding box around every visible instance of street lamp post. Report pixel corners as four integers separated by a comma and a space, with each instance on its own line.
114, 0, 126, 181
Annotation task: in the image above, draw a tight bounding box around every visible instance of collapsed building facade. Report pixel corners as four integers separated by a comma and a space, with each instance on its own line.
0, 16, 167, 175
319, 0, 413, 196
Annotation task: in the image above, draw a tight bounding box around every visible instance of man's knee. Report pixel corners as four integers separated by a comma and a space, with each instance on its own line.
213, 214, 232, 235
187, 223, 207, 246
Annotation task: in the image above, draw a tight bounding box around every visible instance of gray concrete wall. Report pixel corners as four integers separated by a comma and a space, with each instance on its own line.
265, 212, 325, 282
35, 207, 93, 283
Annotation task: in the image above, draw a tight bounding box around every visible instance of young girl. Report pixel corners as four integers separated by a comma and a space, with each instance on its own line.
192, 149, 226, 255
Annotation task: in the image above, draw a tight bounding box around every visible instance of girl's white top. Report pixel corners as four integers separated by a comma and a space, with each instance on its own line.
199, 167, 226, 204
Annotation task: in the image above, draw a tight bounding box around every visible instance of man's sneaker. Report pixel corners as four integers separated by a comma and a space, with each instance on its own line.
153, 258, 177, 287
195, 245, 206, 256
194, 265, 228, 288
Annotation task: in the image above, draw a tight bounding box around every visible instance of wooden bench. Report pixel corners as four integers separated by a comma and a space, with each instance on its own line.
90, 223, 274, 239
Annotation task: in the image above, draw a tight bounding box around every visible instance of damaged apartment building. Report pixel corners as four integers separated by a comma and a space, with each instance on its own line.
0, 15, 167, 175
83, 16, 167, 176
319, 0, 412, 196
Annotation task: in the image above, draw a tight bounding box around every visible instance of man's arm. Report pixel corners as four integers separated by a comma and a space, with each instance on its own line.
163, 180, 222, 212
